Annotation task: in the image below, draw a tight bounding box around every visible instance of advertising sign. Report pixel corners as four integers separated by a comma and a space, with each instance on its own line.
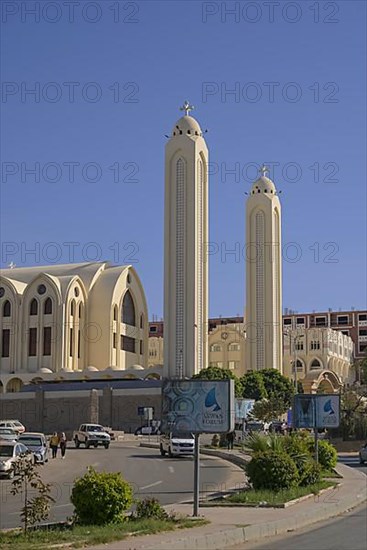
316, 395, 340, 428
161, 379, 234, 434
234, 399, 255, 423
293, 394, 340, 429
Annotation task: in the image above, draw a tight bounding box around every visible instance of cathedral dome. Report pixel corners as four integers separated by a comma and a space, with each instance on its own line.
251, 175, 276, 195
172, 115, 202, 137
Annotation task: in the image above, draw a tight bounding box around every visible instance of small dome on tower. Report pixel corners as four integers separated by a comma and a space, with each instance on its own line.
250, 166, 277, 195
172, 115, 202, 137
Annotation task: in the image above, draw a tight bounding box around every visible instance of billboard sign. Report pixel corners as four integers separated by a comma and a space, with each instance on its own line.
161, 379, 234, 434
234, 399, 255, 423
293, 394, 340, 429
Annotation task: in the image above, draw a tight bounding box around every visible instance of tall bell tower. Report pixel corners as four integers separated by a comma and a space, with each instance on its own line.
245, 166, 283, 373
163, 102, 209, 378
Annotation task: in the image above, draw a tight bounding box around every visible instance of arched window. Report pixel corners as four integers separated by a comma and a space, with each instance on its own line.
310, 359, 321, 370
122, 291, 136, 326
70, 301, 75, 317
79, 303, 83, 319
3, 300, 11, 317
113, 305, 118, 321
140, 313, 144, 329
30, 299, 38, 316
44, 297, 52, 315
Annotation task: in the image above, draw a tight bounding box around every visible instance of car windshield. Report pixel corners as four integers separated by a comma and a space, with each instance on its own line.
0, 446, 14, 457
172, 432, 194, 439
88, 426, 104, 432
19, 437, 43, 446
11, 421, 23, 427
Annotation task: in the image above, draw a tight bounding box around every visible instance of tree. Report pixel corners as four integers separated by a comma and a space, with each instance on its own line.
340, 388, 367, 440
260, 369, 294, 407
240, 371, 267, 401
10, 454, 55, 533
250, 396, 288, 422
193, 366, 242, 397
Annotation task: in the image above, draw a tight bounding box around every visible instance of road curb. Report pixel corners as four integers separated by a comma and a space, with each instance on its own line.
148, 485, 367, 550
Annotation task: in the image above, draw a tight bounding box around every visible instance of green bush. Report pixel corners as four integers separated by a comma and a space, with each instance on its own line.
134, 497, 168, 520
297, 460, 322, 486
71, 467, 133, 525
246, 450, 299, 491
314, 440, 338, 470
283, 433, 312, 459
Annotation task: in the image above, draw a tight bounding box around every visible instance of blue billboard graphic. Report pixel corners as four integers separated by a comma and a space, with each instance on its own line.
161, 379, 234, 434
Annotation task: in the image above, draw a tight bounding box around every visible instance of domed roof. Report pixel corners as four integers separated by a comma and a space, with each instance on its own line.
251, 175, 276, 195
130, 364, 145, 370
172, 116, 202, 137
84, 365, 99, 372
39, 367, 52, 374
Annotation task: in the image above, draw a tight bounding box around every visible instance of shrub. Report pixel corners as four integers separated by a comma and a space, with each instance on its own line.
283, 433, 312, 459
71, 467, 133, 525
314, 440, 338, 470
246, 450, 299, 491
297, 460, 322, 486
134, 497, 168, 520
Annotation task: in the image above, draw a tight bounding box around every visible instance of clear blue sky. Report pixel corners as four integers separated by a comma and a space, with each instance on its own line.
1, 0, 366, 319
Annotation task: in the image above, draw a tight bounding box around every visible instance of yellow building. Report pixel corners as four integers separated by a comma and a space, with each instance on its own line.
0, 262, 149, 392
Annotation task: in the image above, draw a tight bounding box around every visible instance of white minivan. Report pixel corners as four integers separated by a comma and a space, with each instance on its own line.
160, 431, 195, 457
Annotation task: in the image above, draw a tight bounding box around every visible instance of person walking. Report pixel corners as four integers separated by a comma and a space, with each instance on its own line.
59, 432, 67, 459
226, 431, 235, 450
50, 432, 59, 459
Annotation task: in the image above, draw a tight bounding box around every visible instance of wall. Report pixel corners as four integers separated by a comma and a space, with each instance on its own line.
0, 388, 161, 437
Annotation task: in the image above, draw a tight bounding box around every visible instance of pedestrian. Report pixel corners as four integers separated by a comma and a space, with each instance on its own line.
50, 432, 59, 459
59, 432, 67, 459
226, 431, 234, 450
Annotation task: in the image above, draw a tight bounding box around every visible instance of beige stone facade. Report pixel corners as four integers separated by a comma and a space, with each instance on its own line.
245, 171, 283, 374
163, 111, 209, 378
283, 327, 354, 390
0, 262, 149, 392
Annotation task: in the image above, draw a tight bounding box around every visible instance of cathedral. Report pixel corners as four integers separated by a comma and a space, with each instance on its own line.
0, 103, 354, 394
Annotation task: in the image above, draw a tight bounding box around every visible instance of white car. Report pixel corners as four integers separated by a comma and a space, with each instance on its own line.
18, 433, 49, 464
359, 442, 367, 464
0, 441, 32, 479
0, 420, 25, 435
160, 431, 195, 457
0, 428, 18, 443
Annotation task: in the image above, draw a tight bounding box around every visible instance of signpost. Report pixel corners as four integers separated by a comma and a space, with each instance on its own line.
161, 379, 234, 516
293, 394, 340, 462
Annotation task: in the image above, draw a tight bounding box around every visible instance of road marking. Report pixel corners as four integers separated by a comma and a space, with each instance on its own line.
168, 466, 175, 473
140, 480, 163, 490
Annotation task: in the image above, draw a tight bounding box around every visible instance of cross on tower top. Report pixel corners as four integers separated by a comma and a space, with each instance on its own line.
259, 164, 270, 177
180, 100, 194, 116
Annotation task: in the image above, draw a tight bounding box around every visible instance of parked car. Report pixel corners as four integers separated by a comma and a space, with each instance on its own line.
160, 431, 195, 457
0, 428, 18, 443
359, 442, 367, 464
18, 433, 48, 464
135, 425, 161, 435
73, 424, 111, 449
0, 420, 26, 435
0, 441, 32, 479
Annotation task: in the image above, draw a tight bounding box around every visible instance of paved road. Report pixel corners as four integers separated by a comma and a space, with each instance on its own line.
235, 455, 367, 550
0, 441, 244, 529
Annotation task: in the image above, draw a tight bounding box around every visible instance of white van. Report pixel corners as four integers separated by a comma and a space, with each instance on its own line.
160, 431, 195, 457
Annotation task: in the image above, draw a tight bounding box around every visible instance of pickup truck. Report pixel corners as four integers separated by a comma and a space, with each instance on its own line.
73, 424, 111, 449
160, 431, 194, 457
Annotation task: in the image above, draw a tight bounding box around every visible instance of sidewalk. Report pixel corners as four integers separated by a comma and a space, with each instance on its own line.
84, 449, 367, 550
